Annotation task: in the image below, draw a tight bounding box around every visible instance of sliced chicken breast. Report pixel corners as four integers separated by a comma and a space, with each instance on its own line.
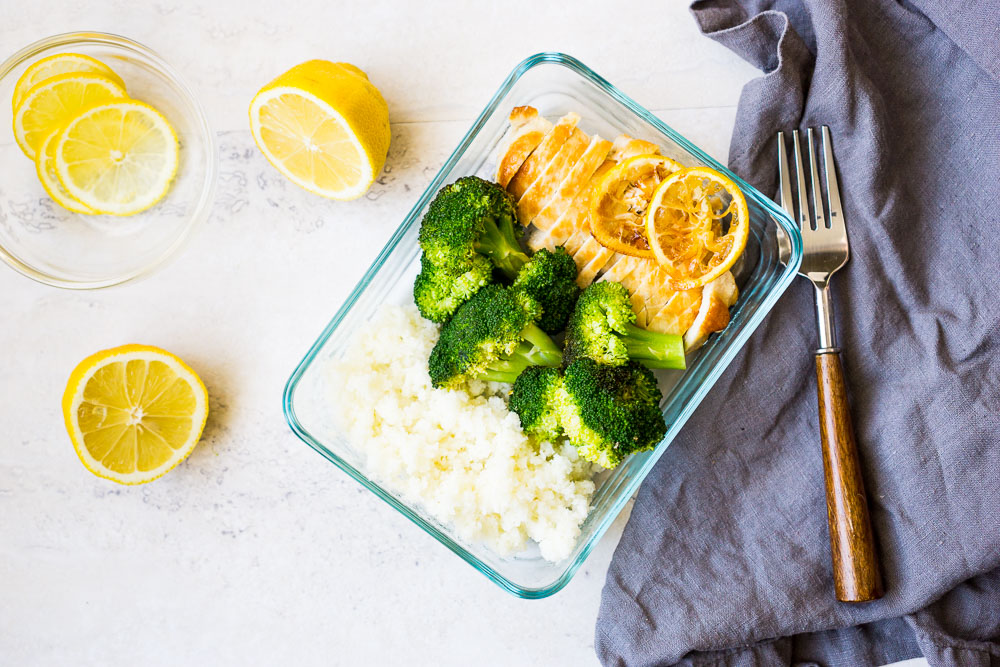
506, 113, 580, 200
683, 271, 739, 351
495, 106, 553, 188
529, 135, 612, 232
517, 128, 589, 225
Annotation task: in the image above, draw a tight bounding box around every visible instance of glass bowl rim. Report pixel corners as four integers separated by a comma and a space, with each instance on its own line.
283, 51, 802, 598
0, 31, 218, 290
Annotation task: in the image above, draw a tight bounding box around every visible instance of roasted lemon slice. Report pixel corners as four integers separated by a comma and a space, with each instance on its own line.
589, 154, 683, 258
35, 129, 96, 214
249, 60, 390, 200
645, 166, 749, 290
54, 100, 179, 215
12, 53, 124, 112
62, 344, 209, 485
12, 72, 126, 159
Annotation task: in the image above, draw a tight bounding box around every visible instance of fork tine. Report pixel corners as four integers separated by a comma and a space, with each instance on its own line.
806, 128, 827, 228
821, 126, 845, 232
777, 132, 795, 220
791, 130, 811, 230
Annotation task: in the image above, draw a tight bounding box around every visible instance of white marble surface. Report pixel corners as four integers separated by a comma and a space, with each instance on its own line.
0, 2, 764, 665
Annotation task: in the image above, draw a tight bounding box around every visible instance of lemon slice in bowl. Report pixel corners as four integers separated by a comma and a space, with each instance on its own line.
13, 72, 126, 159
12, 53, 125, 112
645, 166, 750, 290
62, 344, 209, 485
35, 129, 96, 214
249, 60, 390, 200
54, 99, 179, 216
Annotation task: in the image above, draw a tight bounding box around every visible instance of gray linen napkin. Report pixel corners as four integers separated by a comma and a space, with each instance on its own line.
595, 1, 1000, 665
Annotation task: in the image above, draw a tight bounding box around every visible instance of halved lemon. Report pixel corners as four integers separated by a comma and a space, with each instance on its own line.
645, 166, 749, 290
12, 72, 126, 159
54, 99, 179, 216
35, 128, 96, 214
589, 154, 683, 258
249, 60, 390, 200
12, 53, 124, 112
62, 344, 209, 485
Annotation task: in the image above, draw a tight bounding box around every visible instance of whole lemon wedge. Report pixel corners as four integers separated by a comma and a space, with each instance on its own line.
249, 60, 390, 200
62, 344, 209, 485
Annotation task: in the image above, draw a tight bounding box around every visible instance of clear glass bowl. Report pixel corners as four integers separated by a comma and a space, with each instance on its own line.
0, 32, 217, 289
283, 53, 802, 598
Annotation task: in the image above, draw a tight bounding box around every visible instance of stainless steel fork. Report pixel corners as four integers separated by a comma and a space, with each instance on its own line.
778, 127, 884, 603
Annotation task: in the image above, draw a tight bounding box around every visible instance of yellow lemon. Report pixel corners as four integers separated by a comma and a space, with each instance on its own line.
249, 60, 390, 200
645, 166, 750, 290
34, 128, 96, 214
12, 72, 126, 159
54, 99, 179, 216
12, 53, 124, 112
62, 344, 209, 485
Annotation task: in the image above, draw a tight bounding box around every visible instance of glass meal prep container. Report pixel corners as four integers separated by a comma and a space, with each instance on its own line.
283, 53, 802, 598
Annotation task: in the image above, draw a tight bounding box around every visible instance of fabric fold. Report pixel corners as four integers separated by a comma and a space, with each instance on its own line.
595, 1, 1000, 665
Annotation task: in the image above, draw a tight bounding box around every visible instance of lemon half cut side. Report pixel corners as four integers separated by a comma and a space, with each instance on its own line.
248, 60, 390, 200
62, 344, 209, 485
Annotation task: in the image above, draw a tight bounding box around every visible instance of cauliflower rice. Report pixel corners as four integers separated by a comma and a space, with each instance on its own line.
330, 304, 594, 562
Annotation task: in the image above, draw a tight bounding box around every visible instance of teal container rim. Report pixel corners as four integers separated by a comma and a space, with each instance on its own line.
283, 52, 803, 599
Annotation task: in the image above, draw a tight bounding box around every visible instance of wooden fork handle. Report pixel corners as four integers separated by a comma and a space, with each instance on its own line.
815, 350, 884, 602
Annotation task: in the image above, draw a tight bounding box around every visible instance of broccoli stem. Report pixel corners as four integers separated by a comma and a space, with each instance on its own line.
622, 324, 687, 369
481, 323, 562, 383
476, 215, 530, 279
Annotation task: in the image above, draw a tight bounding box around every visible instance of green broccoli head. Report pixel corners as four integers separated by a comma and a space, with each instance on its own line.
509, 366, 566, 441
413, 253, 492, 323
559, 358, 667, 469
428, 284, 561, 389
512, 247, 581, 334
418, 176, 529, 278
564, 281, 685, 370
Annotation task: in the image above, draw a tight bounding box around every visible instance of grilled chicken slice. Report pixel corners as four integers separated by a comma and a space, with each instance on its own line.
683, 272, 738, 350
495, 107, 553, 188
529, 134, 612, 231
506, 113, 580, 200
516, 128, 589, 225
529, 136, 659, 274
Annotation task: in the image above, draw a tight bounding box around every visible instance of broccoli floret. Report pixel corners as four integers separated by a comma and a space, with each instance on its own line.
564, 281, 686, 369
428, 284, 561, 389
512, 247, 581, 334
413, 254, 492, 323
559, 358, 667, 469
509, 366, 566, 441
418, 176, 529, 279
